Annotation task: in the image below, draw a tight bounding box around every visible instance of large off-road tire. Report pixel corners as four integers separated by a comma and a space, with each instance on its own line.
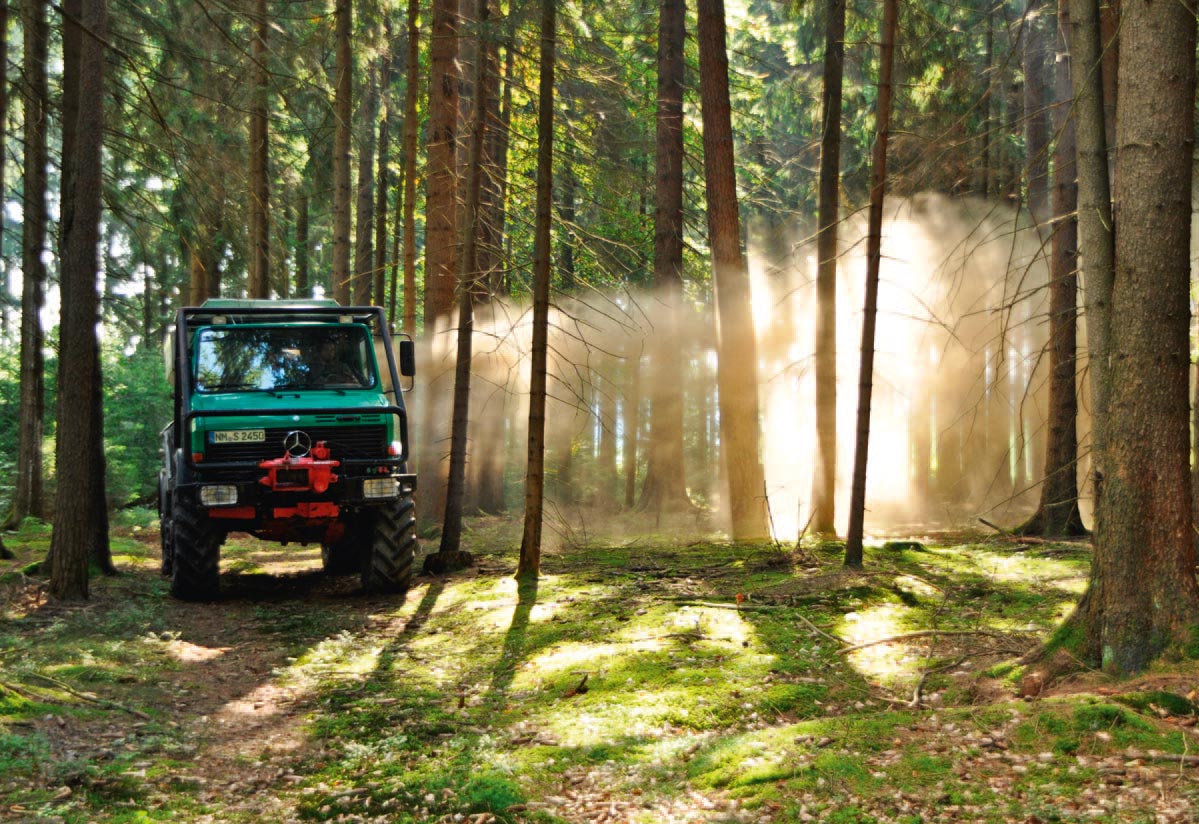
170, 499, 223, 601
321, 520, 367, 576
158, 475, 173, 576
361, 495, 417, 594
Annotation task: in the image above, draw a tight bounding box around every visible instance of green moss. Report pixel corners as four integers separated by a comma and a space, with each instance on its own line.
1114, 690, 1198, 718
1183, 625, 1199, 660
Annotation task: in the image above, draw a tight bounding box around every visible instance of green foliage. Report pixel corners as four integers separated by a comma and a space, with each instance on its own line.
102, 345, 171, 506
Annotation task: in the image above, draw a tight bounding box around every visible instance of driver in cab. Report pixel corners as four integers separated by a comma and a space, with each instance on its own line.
309, 338, 361, 385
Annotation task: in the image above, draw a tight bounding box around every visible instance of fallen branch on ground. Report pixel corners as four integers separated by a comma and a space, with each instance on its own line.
837, 629, 1039, 655
26, 673, 151, 720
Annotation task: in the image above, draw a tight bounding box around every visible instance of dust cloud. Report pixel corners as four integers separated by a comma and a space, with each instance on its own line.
408, 194, 1062, 544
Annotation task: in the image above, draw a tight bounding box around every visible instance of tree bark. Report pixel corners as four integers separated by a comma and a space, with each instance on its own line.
1023, 0, 1052, 233
401, 0, 420, 334
1018, 0, 1085, 538
374, 63, 392, 308
424, 0, 460, 325
353, 65, 378, 305
1071, 0, 1199, 674
696, 0, 768, 542
296, 189, 310, 297
50, 0, 107, 599
517, 0, 555, 579
978, 3, 993, 197
624, 341, 642, 509
1070, 0, 1113, 524
844, 0, 898, 567
0, 0, 9, 340
811, 0, 846, 538
332, 0, 353, 304
247, 0, 270, 299
489, 15, 515, 296
440, 0, 490, 557
639, 0, 691, 515
476, 0, 507, 300
7, 0, 50, 530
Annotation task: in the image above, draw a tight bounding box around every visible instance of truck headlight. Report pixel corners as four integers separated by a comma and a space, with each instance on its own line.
200, 485, 238, 506
363, 478, 398, 499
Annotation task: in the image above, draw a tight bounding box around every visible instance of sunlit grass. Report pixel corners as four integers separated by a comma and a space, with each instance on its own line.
5, 515, 1189, 824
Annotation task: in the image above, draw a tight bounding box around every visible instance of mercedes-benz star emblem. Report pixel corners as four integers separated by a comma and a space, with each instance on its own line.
283, 430, 312, 457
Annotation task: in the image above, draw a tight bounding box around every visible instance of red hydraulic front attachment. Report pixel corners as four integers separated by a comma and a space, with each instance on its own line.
258, 441, 341, 494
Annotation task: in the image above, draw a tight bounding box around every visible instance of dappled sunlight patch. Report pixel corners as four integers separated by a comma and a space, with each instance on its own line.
839, 603, 920, 685
535, 686, 728, 748
429, 574, 562, 624
519, 641, 654, 686
288, 630, 382, 683
166, 639, 230, 663
217, 682, 291, 721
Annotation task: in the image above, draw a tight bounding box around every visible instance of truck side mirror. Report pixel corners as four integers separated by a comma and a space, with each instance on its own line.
398, 339, 416, 377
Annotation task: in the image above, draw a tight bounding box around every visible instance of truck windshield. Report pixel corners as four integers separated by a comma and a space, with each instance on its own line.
194, 325, 377, 392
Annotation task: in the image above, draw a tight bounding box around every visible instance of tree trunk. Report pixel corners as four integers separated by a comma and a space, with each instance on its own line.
624, 340, 642, 509
696, 0, 768, 542
389, 159, 402, 326
424, 0, 460, 325
476, 0, 506, 300
558, 135, 577, 290
7, 0, 50, 530
1070, 0, 1114, 524
979, 3, 993, 197
465, 4, 506, 515
401, 0, 420, 334
353, 65, 379, 306
638, 0, 691, 515
844, 0, 898, 567
517, 0, 555, 579
634, 0, 689, 512
439, 0, 489, 559
204, 219, 223, 298
488, 15, 515, 296
374, 68, 392, 308
0, 0, 9, 340
296, 189, 310, 297
332, 0, 353, 304
1023, 0, 1052, 233
1018, 0, 1085, 538
50, 0, 107, 599
1070, 0, 1199, 675
597, 371, 618, 497
811, 0, 845, 538
247, 0, 270, 299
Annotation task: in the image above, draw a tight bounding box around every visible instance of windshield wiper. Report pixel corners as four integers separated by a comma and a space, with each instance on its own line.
276, 381, 347, 395
205, 382, 258, 391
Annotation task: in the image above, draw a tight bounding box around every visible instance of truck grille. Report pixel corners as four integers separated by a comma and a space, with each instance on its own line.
204, 425, 388, 463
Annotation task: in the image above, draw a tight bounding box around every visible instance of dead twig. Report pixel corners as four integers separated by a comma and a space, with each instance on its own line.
837, 629, 1039, 655
978, 518, 1069, 546
911, 655, 969, 707
1126, 750, 1199, 767
0, 680, 43, 703
664, 598, 787, 613
25, 673, 151, 720
794, 612, 846, 647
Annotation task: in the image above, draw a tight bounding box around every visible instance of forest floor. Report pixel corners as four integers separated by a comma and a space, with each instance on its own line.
2, 511, 1199, 824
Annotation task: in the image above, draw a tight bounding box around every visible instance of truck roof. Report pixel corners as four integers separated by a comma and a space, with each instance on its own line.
182, 301, 384, 329
199, 298, 343, 310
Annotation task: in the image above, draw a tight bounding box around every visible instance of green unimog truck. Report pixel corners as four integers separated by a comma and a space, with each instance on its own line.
158, 300, 418, 600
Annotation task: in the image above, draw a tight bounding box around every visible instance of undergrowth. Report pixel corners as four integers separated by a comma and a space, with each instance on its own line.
0, 512, 1196, 823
